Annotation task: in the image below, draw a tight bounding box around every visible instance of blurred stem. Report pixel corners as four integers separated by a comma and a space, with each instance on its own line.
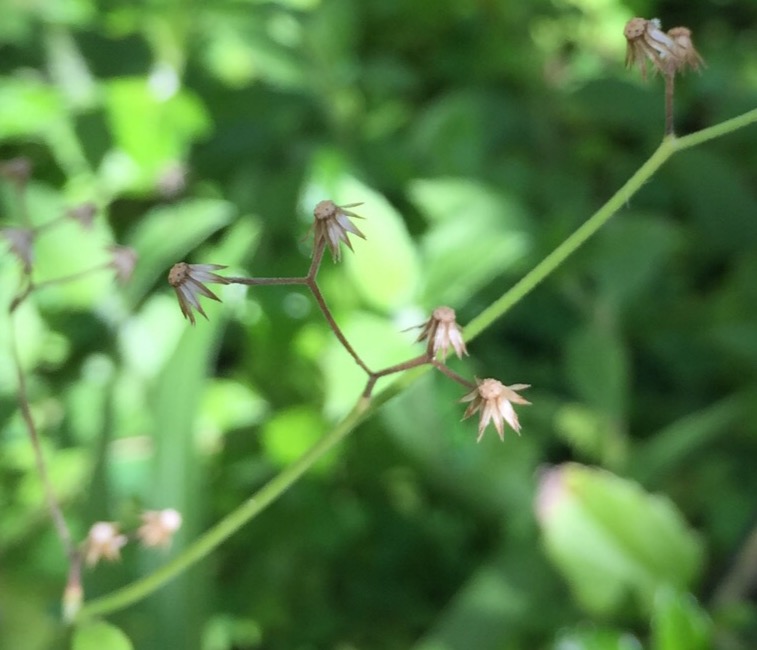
76, 397, 373, 621
73, 104, 757, 621
464, 105, 757, 343
10, 318, 74, 557
664, 72, 675, 136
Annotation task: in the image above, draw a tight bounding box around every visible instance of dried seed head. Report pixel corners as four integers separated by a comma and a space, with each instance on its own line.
461, 378, 531, 442
417, 306, 468, 361
624, 17, 704, 78
84, 521, 128, 567
624, 17, 677, 78
168, 262, 229, 325
137, 508, 183, 549
311, 200, 365, 262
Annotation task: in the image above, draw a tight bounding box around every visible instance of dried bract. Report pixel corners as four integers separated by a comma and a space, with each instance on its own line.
668, 27, 704, 73
461, 378, 531, 442
168, 262, 229, 325
84, 522, 128, 566
312, 200, 365, 262
417, 306, 468, 361
137, 508, 183, 549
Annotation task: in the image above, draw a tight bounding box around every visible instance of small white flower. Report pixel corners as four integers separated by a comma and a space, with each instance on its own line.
137, 508, 183, 549
168, 262, 229, 325
311, 200, 365, 262
461, 378, 531, 442
417, 306, 468, 361
84, 522, 128, 566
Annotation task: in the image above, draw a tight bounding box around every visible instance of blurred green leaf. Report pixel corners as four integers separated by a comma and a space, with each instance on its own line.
0, 77, 64, 138
73, 620, 133, 650
651, 587, 712, 650
339, 176, 421, 312
551, 625, 642, 650
103, 78, 210, 191
262, 405, 333, 472
123, 199, 239, 306
565, 324, 628, 420
537, 463, 703, 616
410, 177, 531, 308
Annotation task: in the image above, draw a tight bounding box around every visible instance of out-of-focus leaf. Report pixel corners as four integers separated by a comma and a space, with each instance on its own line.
304, 155, 421, 312
122, 198, 240, 305
536, 463, 703, 616
591, 214, 681, 307
651, 587, 712, 650
102, 77, 210, 191
261, 405, 333, 472
565, 324, 628, 419
320, 310, 414, 418
630, 394, 747, 485
73, 620, 133, 650
667, 150, 757, 257
552, 625, 642, 650
409, 178, 531, 308
553, 402, 627, 468
0, 78, 64, 138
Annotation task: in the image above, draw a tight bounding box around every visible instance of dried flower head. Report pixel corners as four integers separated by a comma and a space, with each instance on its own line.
84, 522, 128, 566
168, 262, 229, 325
137, 508, 183, 548
1, 227, 35, 274
311, 200, 365, 262
624, 18, 704, 78
624, 17, 677, 78
461, 378, 531, 442
668, 27, 704, 73
67, 202, 97, 230
108, 245, 138, 284
417, 306, 468, 361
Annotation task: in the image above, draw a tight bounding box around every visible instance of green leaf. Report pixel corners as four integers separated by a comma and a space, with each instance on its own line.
409, 177, 531, 307
565, 324, 628, 419
0, 78, 64, 138
304, 155, 422, 312
102, 77, 210, 191
122, 198, 239, 306
591, 214, 681, 308
651, 587, 712, 650
537, 463, 703, 616
261, 406, 333, 472
552, 625, 642, 650
73, 620, 133, 650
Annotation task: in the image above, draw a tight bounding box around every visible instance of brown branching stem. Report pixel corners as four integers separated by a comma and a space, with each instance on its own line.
10, 318, 75, 558
665, 72, 675, 135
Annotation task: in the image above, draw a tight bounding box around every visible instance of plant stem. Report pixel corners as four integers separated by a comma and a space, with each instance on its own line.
464, 138, 676, 342
10, 318, 74, 556
76, 397, 373, 621
73, 104, 757, 620
665, 72, 675, 136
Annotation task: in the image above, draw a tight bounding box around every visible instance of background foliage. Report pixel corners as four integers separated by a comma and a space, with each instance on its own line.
2, 0, 757, 648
